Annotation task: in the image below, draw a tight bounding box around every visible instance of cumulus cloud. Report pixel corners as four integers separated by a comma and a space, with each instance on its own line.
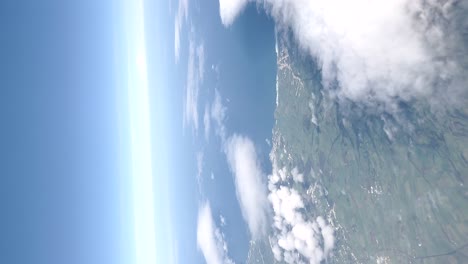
183, 40, 205, 134
267, 162, 335, 264
174, 0, 188, 62
224, 135, 269, 239
197, 202, 235, 264
220, 0, 468, 110
291, 167, 304, 183
219, 0, 249, 26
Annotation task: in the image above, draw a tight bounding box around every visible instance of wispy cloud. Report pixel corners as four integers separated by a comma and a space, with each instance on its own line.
206, 90, 269, 239
196, 151, 204, 193
220, 214, 226, 227
197, 202, 235, 264
197, 44, 205, 81
204, 103, 211, 141
174, 0, 188, 62
183, 40, 205, 135
211, 89, 227, 141
224, 135, 269, 239
219, 0, 468, 110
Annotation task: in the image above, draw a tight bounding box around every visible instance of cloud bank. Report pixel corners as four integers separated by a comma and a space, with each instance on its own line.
219, 0, 468, 109
268, 156, 335, 264
225, 135, 269, 239
197, 202, 235, 264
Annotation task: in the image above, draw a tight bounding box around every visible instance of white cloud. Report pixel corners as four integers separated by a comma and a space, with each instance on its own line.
266, 152, 335, 264
224, 135, 269, 239
220, 0, 468, 110
201, 79, 336, 264
211, 64, 220, 76
291, 167, 304, 183
183, 40, 205, 135
174, 23, 181, 62
204, 103, 211, 141
207, 91, 270, 240
197, 202, 235, 264
219, 0, 249, 26
220, 214, 226, 227
211, 89, 227, 141
197, 44, 205, 81
268, 178, 335, 263
196, 151, 204, 193
208, 90, 335, 261
174, 0, 188, 62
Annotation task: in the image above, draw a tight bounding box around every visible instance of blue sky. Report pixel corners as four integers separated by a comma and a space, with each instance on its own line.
0, 1, 123, 263
0, 0, 278, 262
0, 0, 176, 263
0, 0, 281, 262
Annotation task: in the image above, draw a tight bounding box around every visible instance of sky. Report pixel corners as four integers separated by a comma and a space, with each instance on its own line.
0, 1, 123, 263
0, 0, 174, 263
2, 0, 465, 264
172, 0, 278, 263
0, 0, 275, 263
